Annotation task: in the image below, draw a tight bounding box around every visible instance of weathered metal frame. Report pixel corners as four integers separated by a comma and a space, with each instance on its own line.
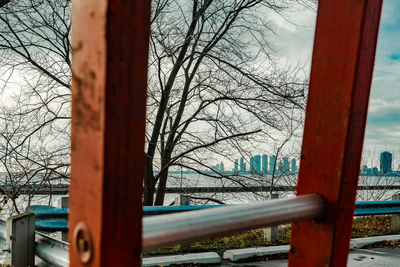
69, 0, 150, 266
68, 0, 382, 266
289, 0, 383, 266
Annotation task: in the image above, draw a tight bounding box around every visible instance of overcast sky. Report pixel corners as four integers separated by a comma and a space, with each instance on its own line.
271, 0, 400, 153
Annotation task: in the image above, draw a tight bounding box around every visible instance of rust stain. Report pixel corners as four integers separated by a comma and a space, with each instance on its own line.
72, 65, 101, 132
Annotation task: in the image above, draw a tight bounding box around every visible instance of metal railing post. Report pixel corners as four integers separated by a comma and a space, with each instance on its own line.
57, 196, 69, 241
263, 194, 279, 242
392, 194, 400, 232
173, 194, 191, 206
6, 212, 35, 267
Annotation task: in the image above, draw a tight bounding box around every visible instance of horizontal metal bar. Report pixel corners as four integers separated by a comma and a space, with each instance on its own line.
355, 200, 400, 216
142, 194, 325, 251
147, 201, 400, 217
35, 232, 69, 267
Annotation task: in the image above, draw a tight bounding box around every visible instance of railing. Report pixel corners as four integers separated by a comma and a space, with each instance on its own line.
143, 194, 324, 250
4, 196, 400, 266
1, 216, 69, 267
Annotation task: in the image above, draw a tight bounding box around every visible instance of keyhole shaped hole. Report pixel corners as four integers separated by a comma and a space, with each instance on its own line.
79, 238, 89, 252
73, 222, 93, 264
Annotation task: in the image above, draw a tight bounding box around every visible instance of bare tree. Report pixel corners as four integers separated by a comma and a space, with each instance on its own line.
145, 0, 309, 205
0, 0, 312, 209
0, 0, 71, 211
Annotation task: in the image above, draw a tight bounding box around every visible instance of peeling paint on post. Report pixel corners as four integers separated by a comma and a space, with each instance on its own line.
69, 0, 150, 266
288, 0, 383, 266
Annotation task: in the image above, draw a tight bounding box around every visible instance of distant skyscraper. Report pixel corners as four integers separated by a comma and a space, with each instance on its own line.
372, 167, 379, 176
212, 164, 219, 172
262, 155, 268, 174
249, 156, 255, 173
361, 165, 368, 176
254, 155, 261, 174
380, 151, 392, 175
283, 157, 290, 174
278, 161, 284, 174
220, 162, 224, 172
234, 159, 239, 174
270, 155, 277, 174
291, 158, 298, 174
240, 156, 246, 173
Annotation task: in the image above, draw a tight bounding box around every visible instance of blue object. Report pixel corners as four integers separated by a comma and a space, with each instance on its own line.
143, 205, 222, 216
26, 205, 68, 232
354, 200, 400, 216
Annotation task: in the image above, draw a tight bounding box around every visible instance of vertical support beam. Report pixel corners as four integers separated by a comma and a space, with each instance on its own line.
288, 1, 382, 266
6, 212, 35, 267
69, 0, 150, 266
58, 197, 69, 241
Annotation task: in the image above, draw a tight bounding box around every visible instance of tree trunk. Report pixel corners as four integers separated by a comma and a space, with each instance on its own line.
143, 157, 155, 206
154, 161, 170, 206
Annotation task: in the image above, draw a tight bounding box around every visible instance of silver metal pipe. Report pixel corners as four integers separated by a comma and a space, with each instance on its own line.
35, 232, 69, 267
143, 194, 324, 251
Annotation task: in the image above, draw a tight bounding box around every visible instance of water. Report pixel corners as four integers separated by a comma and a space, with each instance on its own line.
164, 173, 400, 204
0, 172, 399, 219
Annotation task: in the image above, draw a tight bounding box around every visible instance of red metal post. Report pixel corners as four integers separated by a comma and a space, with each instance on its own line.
289, 0, 382, 266
69, 0, 150, 266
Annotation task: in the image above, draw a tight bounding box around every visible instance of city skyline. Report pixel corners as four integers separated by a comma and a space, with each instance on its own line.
361, 151, 400, 177
213, 154, 298, 175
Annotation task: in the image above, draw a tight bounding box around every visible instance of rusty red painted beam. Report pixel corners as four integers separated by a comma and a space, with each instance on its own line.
69, 0, 150, 266
289, 0, 382, 266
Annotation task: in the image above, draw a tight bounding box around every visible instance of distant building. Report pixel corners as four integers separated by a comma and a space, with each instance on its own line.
240, 156, 246, 173
372, 167, 379, 176
234, 159, 239, 174
262, 155, 268, 174
278, 161, 284, 174
380, 151, 392, 175
220, 162, 224, 172
283, 157, 290, 174
270, 155, 277, 174
254, 155, 261, 174
212, 164, 219, 172
361, 165, 368, 176
291, 158, 298, 174
250, 156, 255, 173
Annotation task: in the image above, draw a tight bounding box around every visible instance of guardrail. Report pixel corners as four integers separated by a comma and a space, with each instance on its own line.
4, 196, 400, 266
1, 215, 69, 267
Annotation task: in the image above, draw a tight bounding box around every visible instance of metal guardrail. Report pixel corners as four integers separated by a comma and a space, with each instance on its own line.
355, 200, 400, 216
145, 200, 400, 217
4, 197, 400, 265
35, 232, 69, 267
0, 218, 69, 266
143, 194, 325, 250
